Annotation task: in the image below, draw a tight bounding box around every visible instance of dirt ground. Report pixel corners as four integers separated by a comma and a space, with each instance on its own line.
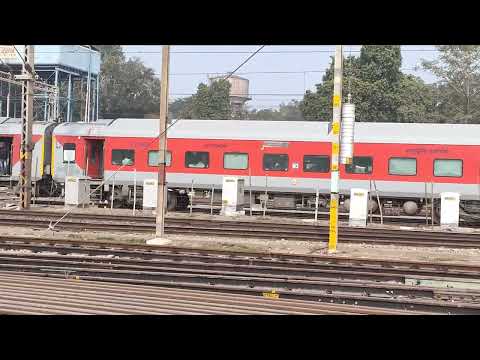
1, 204, 480, 266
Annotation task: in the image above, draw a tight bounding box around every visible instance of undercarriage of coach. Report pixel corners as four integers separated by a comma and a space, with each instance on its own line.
116, 185, 446, 223
9, 178, 478, 226
107, 185, 480, 225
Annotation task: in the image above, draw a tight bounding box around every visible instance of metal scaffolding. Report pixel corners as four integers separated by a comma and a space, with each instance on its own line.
0, 69, 59, 121
0, 45, 100, 123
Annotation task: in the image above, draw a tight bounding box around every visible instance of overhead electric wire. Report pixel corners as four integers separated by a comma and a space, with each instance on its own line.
29, 48, 439, 55
223, 45, 266, 80
165, 67, 419, 77
170, 93, 306, 96
169, 70, 327, 76
12, 46, 27, 68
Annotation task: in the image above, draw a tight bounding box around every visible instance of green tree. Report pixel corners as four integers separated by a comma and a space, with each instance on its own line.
249, 101, 304, 121
168, 80, 232, 120
299, 55, 358, 121
168, 79, 232, 120
422, 45, 480, 123
396, 75, 436, 123
169, 97, 194, 119
192, 79, 231, 119
96, 45, 160, 118
300, 46, 435, 123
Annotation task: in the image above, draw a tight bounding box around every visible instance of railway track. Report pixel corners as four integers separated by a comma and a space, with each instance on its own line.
1, 235, 480, 314
0, 209, 479, 249
1, 271, 413, 315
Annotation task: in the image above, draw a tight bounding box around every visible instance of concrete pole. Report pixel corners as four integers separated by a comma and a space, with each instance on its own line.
19, 45, 35, 209
156, 45, 170, 237
328, 45, 343, 253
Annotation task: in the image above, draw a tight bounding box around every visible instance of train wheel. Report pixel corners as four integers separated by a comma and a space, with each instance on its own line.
167, 191, 178, 211
427, 199, 441, 225
433, 203, 441, 225
176, 194, 190, 211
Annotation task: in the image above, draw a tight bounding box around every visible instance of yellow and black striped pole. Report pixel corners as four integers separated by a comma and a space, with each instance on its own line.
328, 45, 343, 253
19, 46, 35, 209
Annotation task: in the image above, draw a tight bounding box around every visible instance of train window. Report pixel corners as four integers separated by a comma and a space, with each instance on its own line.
303, 155, 330, 173
345, 156, 373, 174
389, 157, 417, 176
148, 151, 172, 167
185, 151, 209, 169
224, 153, 248, 170
434, 159, 463, 177
63, 143, 76, 164
263, 154, 289, 171
112, 149, 135, 166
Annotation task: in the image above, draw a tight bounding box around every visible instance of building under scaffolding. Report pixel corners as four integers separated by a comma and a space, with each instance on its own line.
0, 45, 101, 122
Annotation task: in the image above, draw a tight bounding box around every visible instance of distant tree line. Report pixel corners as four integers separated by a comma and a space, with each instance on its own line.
97, 45, 480, 124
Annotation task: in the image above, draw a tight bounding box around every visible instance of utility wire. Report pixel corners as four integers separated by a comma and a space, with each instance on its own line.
223, 46, 265, 80
165, 67, 419, 77
169, 70, 327, 76
12, 46, 27, 68
170, 93, 306, 96
28, 48, 439, 54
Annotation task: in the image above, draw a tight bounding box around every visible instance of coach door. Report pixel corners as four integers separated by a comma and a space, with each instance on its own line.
85, 139, 104, 179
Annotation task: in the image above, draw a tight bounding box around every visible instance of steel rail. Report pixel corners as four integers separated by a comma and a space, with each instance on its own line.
0, 252, 478, 314
4, 208, 480, 240
0, 272, 417, 315
3, 251, 480, 289
0, 235, 479, 276
0, 210, 480, 248
14, 269, 477, 314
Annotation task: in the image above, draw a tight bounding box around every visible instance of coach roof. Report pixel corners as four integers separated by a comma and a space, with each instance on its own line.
52, 118, 480, 145
0, 118, 55, 135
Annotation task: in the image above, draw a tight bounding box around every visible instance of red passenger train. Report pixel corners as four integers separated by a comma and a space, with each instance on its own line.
1, 117, 479, 218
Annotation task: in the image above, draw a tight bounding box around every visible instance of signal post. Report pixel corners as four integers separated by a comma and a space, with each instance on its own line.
328, 45, 343, 253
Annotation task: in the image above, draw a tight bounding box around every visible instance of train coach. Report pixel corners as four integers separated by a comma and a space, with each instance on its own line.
0, 117, 56, 192
49, 118, 480, 217
0, 117, 479, 218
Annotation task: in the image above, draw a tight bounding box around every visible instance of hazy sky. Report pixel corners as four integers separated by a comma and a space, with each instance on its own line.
122, 45, 440, 109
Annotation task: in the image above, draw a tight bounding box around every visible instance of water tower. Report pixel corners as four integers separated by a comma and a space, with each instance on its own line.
209, 75, 251, 117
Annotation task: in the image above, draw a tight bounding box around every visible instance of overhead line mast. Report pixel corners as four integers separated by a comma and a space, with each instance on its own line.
155, 45, 170, 237
15, 46, 35, 209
